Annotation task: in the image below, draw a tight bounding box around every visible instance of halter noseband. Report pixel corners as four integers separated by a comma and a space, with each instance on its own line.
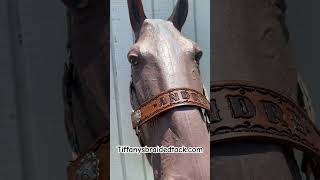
130, 87, 210, 135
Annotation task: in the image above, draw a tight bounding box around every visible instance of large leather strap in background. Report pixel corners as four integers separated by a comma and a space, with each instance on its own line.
211, 0, 317, 179
62, 0, 109, 155
61, 0, 109, 179
131, 88, 210, 129
210, 81, 320, 157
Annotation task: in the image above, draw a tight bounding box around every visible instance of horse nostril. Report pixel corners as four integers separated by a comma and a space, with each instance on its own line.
131, 58, 139, 65
195, 51, 203, 61
129, 55, 139, 66
191, 69, 198, 80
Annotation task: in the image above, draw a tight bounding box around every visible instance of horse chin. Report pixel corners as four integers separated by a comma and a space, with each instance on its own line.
160, 174, 195, 180
140, 106, 210, 180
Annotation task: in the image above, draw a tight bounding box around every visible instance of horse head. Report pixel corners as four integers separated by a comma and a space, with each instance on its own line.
127, 1, 210, 179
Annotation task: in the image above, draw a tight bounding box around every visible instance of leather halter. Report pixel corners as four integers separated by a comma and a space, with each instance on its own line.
130, 86, 210, 134
210, 81, 320, 157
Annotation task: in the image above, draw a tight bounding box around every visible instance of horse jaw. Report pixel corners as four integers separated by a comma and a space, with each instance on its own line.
140, 106, 210, 180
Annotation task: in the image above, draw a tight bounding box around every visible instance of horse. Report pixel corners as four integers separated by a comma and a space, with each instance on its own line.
127, 0, 210, 179
61, 0, 109, 179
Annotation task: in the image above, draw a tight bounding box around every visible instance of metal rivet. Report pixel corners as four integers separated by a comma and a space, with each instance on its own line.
134, 110, 141, 123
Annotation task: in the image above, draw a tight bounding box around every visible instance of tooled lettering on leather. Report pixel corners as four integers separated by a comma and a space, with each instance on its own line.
131, 88, 210, 129
210, 81, 320, 158
210, 20, 320, 176
211, 0, 319, 179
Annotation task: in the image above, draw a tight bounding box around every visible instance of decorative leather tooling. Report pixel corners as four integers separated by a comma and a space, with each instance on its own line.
210, 81, 320, 157
131, 88, 210, 129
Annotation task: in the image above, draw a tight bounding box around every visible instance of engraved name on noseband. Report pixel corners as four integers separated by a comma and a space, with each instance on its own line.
132, 88, 210, 129
227, 95, 256, 119
181, 90, 190, 99
169, 92, 180, 102
159, 90, 202, 107
159, 97, 167, 107
211, 87, 310, 134
210, 99, 222, 123
261, 101, 287, 126
210, 82, 320, 157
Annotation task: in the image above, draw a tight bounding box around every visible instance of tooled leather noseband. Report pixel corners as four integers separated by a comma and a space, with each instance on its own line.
131, 87, 210, 133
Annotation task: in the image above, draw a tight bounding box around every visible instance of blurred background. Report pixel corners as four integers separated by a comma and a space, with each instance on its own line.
287, 0, 320, 127
0, 0, 70, 179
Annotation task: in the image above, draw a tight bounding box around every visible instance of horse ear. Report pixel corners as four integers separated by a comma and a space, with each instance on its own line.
168, 0, 188, 31
127, 0, 147, 38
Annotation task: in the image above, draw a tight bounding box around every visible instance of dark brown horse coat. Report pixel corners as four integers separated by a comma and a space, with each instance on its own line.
211, 0, 303, 179
61, 0, 109, 179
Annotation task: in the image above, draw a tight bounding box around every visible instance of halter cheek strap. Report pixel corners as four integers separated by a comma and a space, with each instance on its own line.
131, 87, 211, 131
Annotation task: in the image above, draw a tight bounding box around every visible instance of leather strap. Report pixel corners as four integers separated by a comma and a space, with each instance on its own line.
210, 81, 320, 158
131, 88, 210, 129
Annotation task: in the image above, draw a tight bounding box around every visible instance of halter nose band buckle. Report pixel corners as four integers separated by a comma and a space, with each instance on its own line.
133, 110, 141, 135
133, 110, 141, 123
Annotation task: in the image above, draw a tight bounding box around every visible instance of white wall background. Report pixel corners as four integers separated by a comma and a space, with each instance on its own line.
110, 0, 210, 179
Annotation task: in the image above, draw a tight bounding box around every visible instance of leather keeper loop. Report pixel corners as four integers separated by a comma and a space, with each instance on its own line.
210, 81, 320, 158
131, 88, 210, 129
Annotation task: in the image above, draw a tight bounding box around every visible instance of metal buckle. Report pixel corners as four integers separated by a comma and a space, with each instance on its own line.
133, 110, 141, 124
133, 110, 141, 135
75, 152, 99, 180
